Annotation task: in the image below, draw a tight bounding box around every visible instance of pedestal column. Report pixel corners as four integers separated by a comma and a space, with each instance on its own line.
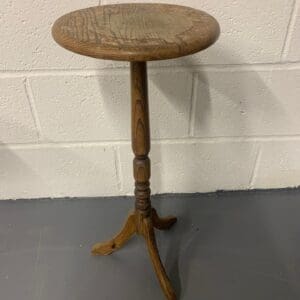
131, 61, 151, 218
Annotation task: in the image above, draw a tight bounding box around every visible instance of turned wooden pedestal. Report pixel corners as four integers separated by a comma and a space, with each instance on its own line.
52, 4, 220, 299
92, 61, 178, 299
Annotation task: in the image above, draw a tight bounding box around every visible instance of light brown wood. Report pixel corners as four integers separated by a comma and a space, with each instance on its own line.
131, 62, 151, 217
91, 208, 177, 299
91, 62, 177, 299
152, 208, 177, 231
143, 217, 177, 300
53, 4, 220, 299
131, 62, 176, 298
91, 212, 136, 256
52, 3, 220, 61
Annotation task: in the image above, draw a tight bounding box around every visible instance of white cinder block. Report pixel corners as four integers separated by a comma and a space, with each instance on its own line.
149, 70, 192, 139
285, 2, 300, 61
30, 71, 192, 142
30, 74, 130, 142
193, 70, 271, 137
119, 141, 258, 194
254, 141, 300, 189
258, 69, 300, 135
0, 78, 38, 143
0, 145, 118, 199
103, 0, 294, 65
194, 69, 300, 137
0, 0, 125, 70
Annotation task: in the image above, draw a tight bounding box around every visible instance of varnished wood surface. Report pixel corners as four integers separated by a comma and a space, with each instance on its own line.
143, 217, 177, 300
91, 212, 136, 256
91, 62, 178, 299
52, 3, 220, 61
152, 208, 177, 231
92, 208, 177, 300
131, 62, 151, 216
53, 4, 220, 298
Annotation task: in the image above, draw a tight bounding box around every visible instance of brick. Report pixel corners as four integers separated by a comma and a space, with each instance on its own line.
0, 0, 125, 70
103, 0, 294, 65
30, 74, 129, 142
194, 68, 300, 137
193, 70, 271, 137
0, 78, 38, 143
148, 70, 192, 139
119, 141, 258, 194
259, 69, 300, 135
30, 70, 192, 142
254, 141, 300, 189
0, 145, 118, 199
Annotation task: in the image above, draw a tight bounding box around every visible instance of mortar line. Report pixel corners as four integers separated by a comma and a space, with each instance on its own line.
24, 78, 43, 141
188, 72, 198, 137
249, 144, 262, 188
257, 65, 274, 137
281, 0, 298, 61
1, 62, 300, 79
2, 135, 300, 150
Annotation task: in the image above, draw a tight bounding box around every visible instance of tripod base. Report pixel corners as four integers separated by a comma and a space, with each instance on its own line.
92, 208, 177, 300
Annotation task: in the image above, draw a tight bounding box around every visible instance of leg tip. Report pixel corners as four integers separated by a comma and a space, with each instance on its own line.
91, 242, 114, 256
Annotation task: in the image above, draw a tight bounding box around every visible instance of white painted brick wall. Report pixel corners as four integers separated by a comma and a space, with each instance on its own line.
0, 144, 118, 199
0, 0, 299, 199
119, 141, 259, 194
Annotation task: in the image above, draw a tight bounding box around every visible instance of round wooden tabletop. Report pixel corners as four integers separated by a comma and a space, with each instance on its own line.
52, 4, 220, 62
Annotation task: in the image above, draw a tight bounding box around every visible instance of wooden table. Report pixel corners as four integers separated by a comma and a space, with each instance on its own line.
52, 4, 220, 299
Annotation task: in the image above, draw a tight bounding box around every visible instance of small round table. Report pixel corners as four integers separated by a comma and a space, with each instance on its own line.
52, 4, 220, 299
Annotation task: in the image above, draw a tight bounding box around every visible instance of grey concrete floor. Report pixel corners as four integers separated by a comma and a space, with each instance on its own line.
0, 189, 300, 300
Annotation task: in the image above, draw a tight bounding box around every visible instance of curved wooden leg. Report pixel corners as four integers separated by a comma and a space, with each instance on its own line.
91, 212, 136, 256
142, 218, 177, 300
152, 208, 177, 231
